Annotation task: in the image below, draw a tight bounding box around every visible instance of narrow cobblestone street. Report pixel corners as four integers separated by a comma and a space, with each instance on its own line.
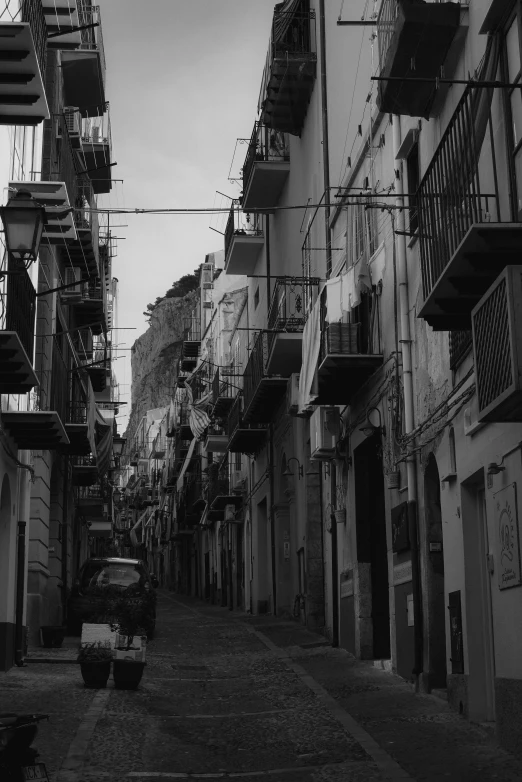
2, 592, 522, 781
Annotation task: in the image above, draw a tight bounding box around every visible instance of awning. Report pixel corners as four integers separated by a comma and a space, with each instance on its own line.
89, 520, 112, 538
177, 438, 197, 491
129, 507, 150, 547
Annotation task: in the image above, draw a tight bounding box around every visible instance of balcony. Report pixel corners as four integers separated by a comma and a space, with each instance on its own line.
224, 206, 264, 276
72, 456, 98, 486
85, 341, 109, 392
66, 178, 100, 278
258, 3, 317, 136
207, 469, 242, 522
0, 11, 49, 126
182, 317, 201, 357
77, 482, 107, 516
376, 0, 462, 119
204, 424, 228, 453
78, 113, 113, 195
73, 279, 106, 334
212, 368, 237, 418
266, 276, 319, 375
60, 4, 106, 117
242, 123, 290, 211
314, 294, 383, 405
178, 407, 193, 442
227, 395, 268, 455
0, 264, 37, 394
151, 436, 166, 459
2, 411, 69, 450
9, 180, 77, 243
43, 0, 82, 50
62, 399, 92, 456
243, 331, 287, 423
417, 85, 522, 331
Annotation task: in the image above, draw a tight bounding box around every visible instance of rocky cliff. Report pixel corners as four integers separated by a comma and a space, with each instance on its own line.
125, 291, 198, 438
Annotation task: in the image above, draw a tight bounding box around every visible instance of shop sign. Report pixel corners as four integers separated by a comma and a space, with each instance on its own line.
494, 482, 522, 590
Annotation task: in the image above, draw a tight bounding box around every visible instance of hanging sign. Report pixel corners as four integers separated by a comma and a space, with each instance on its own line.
494, 482, 522, 590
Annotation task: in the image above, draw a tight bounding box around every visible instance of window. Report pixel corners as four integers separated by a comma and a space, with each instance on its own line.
235, 451, 242, 470
254, 286, 259, 309
406, 141, 420, 235
347, 203, 377, 268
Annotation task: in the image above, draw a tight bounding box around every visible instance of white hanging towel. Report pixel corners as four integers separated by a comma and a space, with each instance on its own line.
325, 275, 343, 323
298, 296, 322, 414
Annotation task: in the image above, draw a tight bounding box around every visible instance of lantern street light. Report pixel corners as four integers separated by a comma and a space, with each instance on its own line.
112, 436, 127, 459
0, 189, 46, 265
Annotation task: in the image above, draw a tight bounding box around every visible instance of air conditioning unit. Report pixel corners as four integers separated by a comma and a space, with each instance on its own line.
202, 282, 213, 290
472, 265, 522, 422
287, 373, 299, 416
202, 263, 213, 271
310, 406, 338, 461
61, 266, 83, 302
203, 301, 213, 309
201, 267, 213, 286
64, 107, 81, 138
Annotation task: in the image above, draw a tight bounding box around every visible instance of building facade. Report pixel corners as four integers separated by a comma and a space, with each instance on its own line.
0, 0, 120, 669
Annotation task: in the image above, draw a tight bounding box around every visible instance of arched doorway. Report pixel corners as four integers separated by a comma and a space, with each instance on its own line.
424, 454, 447, 689
0, 475, 13, 669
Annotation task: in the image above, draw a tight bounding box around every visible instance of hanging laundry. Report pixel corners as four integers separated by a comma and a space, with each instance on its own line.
298, 296, 321, 413
325, 276, 343, 323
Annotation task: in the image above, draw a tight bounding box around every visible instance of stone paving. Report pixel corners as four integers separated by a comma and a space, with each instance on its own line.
1, 591, 522, 781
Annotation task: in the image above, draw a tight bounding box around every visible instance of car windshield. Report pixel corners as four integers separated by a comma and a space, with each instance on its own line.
81, 562, 147, 590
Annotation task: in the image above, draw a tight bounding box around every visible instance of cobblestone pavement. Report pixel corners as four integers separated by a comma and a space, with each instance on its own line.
1, 591, 522, 781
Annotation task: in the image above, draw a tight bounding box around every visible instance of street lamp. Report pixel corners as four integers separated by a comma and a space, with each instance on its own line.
112, 436, 127, 459
0, 189, 46, 265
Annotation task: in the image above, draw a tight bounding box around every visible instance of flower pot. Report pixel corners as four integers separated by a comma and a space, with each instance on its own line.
113, 660, 146, 690
40, 625, 66, 648
80, 660, 111, 688
386, 472, 400, 490
334, 509, 346, 525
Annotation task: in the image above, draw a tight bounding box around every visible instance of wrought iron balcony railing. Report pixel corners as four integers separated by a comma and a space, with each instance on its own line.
77, 3, 106, 82
183, 317, 201, 343
21, 0, 47, 78
212, 368, 238, 407
417, 84, 520, 329
6, 263, 36, 361
267, 276, 319, 333
242, 123, 289, 192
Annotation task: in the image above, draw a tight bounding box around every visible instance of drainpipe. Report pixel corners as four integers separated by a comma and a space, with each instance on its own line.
61, 456, 69, 625
14, 521, 27, 666
392, 115, 423, 688
269, 424, 277, 615
319, 0, 332, 278
330, 469, 339, 647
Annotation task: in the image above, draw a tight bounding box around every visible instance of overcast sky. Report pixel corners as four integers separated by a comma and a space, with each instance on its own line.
100, 0, 277, 429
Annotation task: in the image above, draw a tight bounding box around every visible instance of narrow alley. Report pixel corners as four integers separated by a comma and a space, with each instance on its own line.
2, 592, 522, 782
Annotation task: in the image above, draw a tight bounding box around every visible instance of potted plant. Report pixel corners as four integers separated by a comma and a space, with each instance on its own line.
40, 625, 66, 648
77, 641, 113, 688
109, 596, 150, 690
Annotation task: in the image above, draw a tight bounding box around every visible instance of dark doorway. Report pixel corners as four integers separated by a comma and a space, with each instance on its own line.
424, 454, 447, 689
236, 524, 244, 610
204, 552, 210, 600
354, 434, 390, 659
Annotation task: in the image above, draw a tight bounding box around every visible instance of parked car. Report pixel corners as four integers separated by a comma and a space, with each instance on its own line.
68, 557, 159, 638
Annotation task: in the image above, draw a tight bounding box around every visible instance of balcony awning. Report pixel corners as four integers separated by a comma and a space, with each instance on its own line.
43, 0, 82, 50
60, 50, 105, 117
0, 23, 49, 126
9, 181, 77, 243
2, 411, 69, 449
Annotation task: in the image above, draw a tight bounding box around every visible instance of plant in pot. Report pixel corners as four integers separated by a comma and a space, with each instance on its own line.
77, 641, 113, 688
109, 596, 149, 690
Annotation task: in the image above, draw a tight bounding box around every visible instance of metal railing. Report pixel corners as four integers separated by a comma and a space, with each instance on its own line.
418, 84, 509, 303
212, 368, 238, 406
243, 331, 268, 414
227, 395, 243, 438
242, 122, 289, 191
270, 7, 316, 62
77, 3, 106, 85
6, 263, 36, 361
67, 400, 88, 425
183, 317, 201, 342
50, 341, 68, 420
224, 205, 263, 260
267, 276, 320, 333
449, 330, 473, 371
377, 0, 400, 76
21, 0, 47, 78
